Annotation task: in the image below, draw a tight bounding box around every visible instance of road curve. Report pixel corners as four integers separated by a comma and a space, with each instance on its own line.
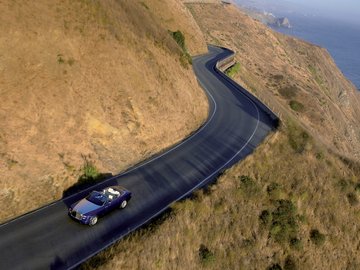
0, 45, 278, 270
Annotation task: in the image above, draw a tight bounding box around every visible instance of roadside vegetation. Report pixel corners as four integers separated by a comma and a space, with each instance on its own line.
170, 30, 192, 68
225, 62, 241, 78
0, 0, 208, 222
81, 2, 360, 269
81, 120, 360, 269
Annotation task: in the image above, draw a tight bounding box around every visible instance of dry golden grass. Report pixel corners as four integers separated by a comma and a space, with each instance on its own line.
81, 124, 360, 270
187, 3, 360, 160
0, 0, 208, 222
79, 2, 360, 270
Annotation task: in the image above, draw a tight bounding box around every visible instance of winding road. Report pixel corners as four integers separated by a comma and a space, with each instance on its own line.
0, 46, 278, 269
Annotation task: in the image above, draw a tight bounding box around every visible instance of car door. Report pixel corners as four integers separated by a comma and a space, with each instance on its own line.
103, 198, 117, 214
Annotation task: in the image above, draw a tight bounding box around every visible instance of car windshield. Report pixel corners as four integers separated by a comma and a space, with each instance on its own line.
86, 191, 107, 206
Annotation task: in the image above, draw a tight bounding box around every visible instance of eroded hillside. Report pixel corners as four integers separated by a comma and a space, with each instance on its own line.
187, 2, 360, 159
0, 0, 208, 222
80, 2, 360, 270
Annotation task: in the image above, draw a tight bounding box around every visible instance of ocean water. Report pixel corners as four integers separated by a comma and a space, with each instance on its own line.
272, 14, 360, 90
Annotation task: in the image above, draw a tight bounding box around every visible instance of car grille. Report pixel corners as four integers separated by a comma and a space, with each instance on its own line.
71, 210, 82, 220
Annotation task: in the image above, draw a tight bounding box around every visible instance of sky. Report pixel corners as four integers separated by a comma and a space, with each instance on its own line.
235, 0, 360, 25
282, 0, 360, 24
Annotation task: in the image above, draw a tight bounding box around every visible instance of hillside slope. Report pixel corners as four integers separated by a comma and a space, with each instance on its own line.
187, 2, 360, 160
0, 0, 208, 222
80, 2, 360, 270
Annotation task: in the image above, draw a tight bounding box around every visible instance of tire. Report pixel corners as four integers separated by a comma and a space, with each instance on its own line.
120, 200, 127, 209
89, 216, 98, 226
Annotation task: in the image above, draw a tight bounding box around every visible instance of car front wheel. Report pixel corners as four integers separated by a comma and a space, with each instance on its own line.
89, 216, 98, 226
120, 200, 127, 209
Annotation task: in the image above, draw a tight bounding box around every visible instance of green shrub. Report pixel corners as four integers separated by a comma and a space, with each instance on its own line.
199, 244, 215, 265
171, 30, 186, 51
315, 152, 324, 160
225, 63, 241, 78
267, 263, 282, 270
272, 74, 284, 81
238, 175, 259, 197
289, 237, 303, 250
57, 54, 65, 64
170, 30, 192, 67
180, 52, 192, 68
347, 192, 359, 206
279, 85, 298, 99
287, 121, 310, 153
82, 158, 99, 181
270, 200, 298, 244
267, 182, 282, 199
259, 210, 272, 226
310, 229, 325, 246
289, 100, 305, 112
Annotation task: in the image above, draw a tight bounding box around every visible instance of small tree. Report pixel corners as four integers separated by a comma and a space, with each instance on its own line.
310, 229, 325, 246
199, 244, 215, 265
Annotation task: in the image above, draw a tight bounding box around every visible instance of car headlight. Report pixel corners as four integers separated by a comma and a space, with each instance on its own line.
81, 214, 87, 220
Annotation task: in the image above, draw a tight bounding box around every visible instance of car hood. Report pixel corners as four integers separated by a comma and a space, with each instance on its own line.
72, 198, 102, 215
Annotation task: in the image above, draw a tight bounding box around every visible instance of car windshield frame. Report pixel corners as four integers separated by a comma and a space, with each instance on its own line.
86, 191, 107, 206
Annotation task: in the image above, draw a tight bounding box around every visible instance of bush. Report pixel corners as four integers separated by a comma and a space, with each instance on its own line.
270, 200, 298, 244
225, 63, 241, 78
287, 121, 310, 153
180, 52, 192, 68
310, 229, 325, 246
289, 100, 305, 112
259, 210, 272, 226
267, 263, 282, 270
289, 237, 303, 250
267, 182, 282, 199
82, 159, 99, 180
279, 85, 298, 99
199, 244, 215, 265
57, 54, 65, 64
171, 30, 186, 51
238, 175, 259, 197
347, 192, 359, 206
170, 30, 192, 67
272, 74, 284, 81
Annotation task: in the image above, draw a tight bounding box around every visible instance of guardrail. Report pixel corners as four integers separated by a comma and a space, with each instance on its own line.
215, 48, 284, 127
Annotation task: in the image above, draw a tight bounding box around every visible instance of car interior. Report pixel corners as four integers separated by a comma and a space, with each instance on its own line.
103, 187, 121, 201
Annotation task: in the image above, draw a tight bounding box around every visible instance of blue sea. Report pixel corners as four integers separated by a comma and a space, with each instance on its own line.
272, 14, 360, 90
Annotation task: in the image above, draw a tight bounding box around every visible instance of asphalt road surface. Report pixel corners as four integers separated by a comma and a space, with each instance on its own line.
0, 45, 278, 269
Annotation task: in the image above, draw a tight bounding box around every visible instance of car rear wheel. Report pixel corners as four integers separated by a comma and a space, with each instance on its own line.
89, 216, 98, 226
120, 200, 127, 209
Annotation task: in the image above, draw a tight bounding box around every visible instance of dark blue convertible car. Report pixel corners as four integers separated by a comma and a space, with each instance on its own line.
68, 185, 132, 226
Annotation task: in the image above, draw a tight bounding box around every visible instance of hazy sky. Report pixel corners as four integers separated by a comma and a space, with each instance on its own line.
285, 0, 360, 23
235, 0, 360, 24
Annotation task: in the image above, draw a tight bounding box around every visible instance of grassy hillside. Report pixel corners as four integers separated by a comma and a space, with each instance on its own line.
0, 0, 208, 222
82, 126, 360, 270
80, 2, 360, 270
187, 3, 360, 160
